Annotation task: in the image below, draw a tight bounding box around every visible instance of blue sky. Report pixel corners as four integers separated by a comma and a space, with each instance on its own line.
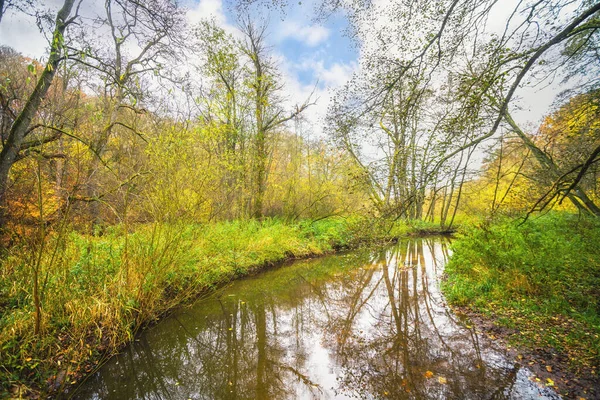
0, 0, 562, 135
215, 0, 358, 81
183, 0, 360, 134
0, 0, 358, 135
276, 15, 356, 86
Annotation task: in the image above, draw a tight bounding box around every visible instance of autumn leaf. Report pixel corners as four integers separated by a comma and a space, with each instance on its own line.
438, 376, 447, 384
424, 371, 434, 378
546, 365, 552, 372
546, 378, 554, 386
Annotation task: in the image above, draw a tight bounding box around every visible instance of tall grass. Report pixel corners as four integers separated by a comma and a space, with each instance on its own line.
0, 214, 452, 396
0, 217, 363, 397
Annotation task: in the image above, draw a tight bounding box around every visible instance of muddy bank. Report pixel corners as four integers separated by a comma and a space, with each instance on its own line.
452, 306, 600, 399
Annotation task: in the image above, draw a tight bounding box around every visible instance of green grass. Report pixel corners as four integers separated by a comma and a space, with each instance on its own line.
443, 212, 600, 373
0, 217, 363, 397
0, 215, 447, 397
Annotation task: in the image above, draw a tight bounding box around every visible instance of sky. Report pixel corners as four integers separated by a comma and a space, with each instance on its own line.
0, 0, 358, 138
0, 0, 574, 139
203, 0, 359, 138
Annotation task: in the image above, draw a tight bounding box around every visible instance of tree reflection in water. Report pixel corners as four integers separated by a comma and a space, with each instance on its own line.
74, 238, 558, 400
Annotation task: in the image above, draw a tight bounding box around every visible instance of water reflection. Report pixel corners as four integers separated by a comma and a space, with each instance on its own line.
73, 238, 558, 400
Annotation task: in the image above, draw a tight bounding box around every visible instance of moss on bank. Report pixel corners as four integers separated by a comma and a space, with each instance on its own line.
442, 213, 600, 378
0, 216, 447, 397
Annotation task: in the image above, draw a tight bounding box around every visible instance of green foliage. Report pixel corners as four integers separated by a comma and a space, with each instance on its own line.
443, 212, 600, 371
349, 217, 453, 242
0, 217, 378, 396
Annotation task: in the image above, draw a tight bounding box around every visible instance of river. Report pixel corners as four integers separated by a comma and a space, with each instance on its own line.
73, 237, 559, 399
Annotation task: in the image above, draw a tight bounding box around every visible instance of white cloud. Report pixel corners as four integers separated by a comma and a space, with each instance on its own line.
279, 22, 330, 47
0, 0, 109, 59
186, 0, 242, 40
297, 58, 356, 88
187, 0, 227, 26
276, 54, 357, 138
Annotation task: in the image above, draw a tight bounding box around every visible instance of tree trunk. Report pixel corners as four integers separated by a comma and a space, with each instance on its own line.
253, 130, 266, 219
0, 0, 5, 23
0, 0, 75, 228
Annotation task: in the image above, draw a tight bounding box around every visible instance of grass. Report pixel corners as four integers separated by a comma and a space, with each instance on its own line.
0, 215, 447, 397
442, 212, 600, 374
0, 217, 354, 397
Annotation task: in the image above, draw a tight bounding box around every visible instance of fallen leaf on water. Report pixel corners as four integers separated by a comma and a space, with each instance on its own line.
546, 378, 554, 386
438, 377, 447, 384
517, 354, 523, 360
546, 366, 552, 372
424, 371, 434, 378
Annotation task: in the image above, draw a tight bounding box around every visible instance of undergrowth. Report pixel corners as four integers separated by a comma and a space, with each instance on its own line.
0, 215, 448, 397
443, 212, 600, 374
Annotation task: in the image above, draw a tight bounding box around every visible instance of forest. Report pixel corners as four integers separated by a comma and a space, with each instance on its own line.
0, 0, 599, 398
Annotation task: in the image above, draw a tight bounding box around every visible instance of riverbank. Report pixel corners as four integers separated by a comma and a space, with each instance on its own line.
0, 216, 447, 398
442, 213, 600, 399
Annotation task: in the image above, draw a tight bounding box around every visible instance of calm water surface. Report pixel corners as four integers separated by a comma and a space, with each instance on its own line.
73, 237, 558, 399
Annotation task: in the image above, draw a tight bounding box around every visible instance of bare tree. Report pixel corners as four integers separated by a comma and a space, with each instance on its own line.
330, 0, 600, 217
239, 19, 314, 218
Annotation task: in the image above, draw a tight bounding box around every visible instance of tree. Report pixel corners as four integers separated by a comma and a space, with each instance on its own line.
0, 0, 189, 229
511, 90, 600, 215
193, 20, 251, 219
239, 19, 314, 219
328, 0, 600, 218
0, 0, 76, 228
66, 0, 186, 228
0, 0, 34, 24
